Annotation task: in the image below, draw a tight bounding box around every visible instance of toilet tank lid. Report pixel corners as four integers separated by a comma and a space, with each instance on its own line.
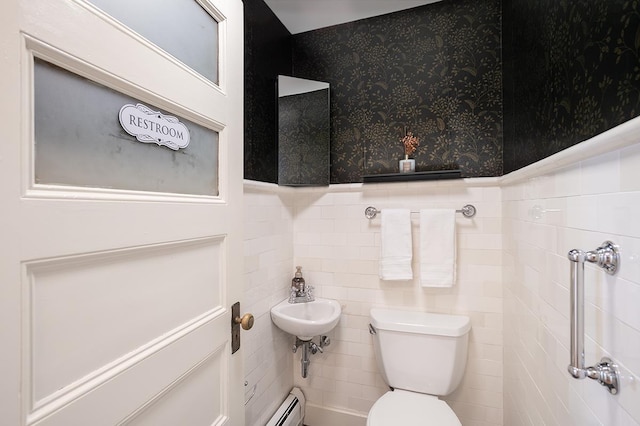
370, 308, 471, 337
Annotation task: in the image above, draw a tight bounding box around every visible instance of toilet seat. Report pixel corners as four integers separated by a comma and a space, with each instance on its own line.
367, 390, 461, 426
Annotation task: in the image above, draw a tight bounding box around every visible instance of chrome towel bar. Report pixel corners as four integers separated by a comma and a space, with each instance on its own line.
364, 204, 476, 219
567, 241, 620, 394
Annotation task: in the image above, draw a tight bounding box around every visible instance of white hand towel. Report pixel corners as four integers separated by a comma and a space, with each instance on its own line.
420, 209, 456, 287
379, 209, 413, 280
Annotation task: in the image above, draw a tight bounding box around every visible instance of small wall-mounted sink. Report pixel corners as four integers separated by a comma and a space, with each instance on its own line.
270, 297, 341, 340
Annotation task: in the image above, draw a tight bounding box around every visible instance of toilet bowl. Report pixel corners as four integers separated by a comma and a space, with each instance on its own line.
367, 390, 460, 426
367, 308, 471, 426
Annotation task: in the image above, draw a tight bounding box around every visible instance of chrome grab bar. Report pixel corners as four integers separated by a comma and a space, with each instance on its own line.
567, 241, 620, 395
568, 248, 586, 379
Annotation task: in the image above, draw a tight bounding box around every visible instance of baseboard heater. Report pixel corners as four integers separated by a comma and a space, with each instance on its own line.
266, 387, 305, 426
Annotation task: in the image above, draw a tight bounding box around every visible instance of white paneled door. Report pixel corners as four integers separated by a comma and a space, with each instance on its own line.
0, 0, 245, 424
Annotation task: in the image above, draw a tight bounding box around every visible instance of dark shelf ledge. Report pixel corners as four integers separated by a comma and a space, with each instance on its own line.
362, 169, 462, 183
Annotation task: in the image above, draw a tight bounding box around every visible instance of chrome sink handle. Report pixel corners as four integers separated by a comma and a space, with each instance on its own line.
567, 241, 620, 394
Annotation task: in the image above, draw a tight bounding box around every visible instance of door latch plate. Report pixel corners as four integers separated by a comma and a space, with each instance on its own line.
231, 302, 240, 354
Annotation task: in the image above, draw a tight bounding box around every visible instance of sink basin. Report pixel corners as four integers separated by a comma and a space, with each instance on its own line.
270, 297, 341, 340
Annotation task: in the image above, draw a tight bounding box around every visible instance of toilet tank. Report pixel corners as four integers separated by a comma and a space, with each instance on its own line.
370, 308, 471, 396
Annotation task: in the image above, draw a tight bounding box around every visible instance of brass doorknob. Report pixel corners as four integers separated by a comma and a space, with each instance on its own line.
234, 313, 254, 330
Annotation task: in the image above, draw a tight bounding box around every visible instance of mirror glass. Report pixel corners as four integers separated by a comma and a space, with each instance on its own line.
278, 76, 330, 186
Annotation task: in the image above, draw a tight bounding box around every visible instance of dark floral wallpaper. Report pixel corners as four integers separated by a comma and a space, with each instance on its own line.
291, 0, 503, 183
245, 0, 639, 183
503, 0, 640, 173
244, 0, 291, 183
278, 89, 330, 185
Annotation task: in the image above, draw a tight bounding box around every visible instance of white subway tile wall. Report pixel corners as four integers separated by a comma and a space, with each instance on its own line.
291, 180, 504, 425
503, 139, 640, 425
243, 184, 295, 426
242, 119, 640, 426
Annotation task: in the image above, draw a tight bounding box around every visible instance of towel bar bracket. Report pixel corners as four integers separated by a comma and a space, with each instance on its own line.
364, 206, 378, 220
459, 204, 476, 218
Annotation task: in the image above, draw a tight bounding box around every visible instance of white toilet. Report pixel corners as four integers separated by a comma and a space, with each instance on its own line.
367, 308, 471, 426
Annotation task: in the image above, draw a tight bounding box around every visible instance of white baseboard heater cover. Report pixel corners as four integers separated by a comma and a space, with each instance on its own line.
266, 387, 306, 426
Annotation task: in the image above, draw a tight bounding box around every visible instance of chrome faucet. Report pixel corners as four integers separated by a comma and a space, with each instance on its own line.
289, 266, 314, 303
289, 284, 314, 303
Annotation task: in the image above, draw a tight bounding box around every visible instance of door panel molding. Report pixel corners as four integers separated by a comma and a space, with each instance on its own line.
118, 347, 228, 426
23, 236, 226, 413
22, 34, 227, 130
26, 320, 229, 426
70, 0, 228, 93
22, 34, 228, 203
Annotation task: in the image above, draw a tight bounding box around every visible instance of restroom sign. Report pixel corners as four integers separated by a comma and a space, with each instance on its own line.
119, 103, 190, 150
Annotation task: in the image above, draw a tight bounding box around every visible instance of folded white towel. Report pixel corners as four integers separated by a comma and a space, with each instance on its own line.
420, 209, 456, 287
379, 209, 413, 281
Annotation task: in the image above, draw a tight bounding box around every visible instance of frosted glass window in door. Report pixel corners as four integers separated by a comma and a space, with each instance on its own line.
88, 0, 218, 84
34, 59, 219, 196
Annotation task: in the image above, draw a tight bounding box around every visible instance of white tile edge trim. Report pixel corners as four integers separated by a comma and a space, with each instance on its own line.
500, 115, 640, 185
243, 176, 501, 192
243, 179, 295, 193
